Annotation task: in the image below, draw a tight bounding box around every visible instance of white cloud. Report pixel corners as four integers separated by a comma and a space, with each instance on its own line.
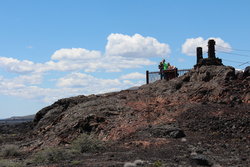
0, 74, 43, 89
181, 37, 232, 56
12, 74, 43, 85
54, 72, 145, 100
0, 83, 72, 103
0, 74, 46, 102
0, 33, 169, 104
57, 72, 127, 90
106, 33, 171, 58
51, 48, 101, 60
0, 57, 35, 73
0, 33, 167, 74
120, 72, 145, 80
0, 72, 144, 103
100, 56, 155, 72
0, 55, 155, 74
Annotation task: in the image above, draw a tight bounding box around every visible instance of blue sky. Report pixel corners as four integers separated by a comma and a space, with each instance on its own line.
0, 0, 249, 119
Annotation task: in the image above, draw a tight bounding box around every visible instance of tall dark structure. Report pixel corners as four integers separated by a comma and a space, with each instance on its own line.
196, 47, 203, 64
194, 39, 223, 68
208, 39, 216, 59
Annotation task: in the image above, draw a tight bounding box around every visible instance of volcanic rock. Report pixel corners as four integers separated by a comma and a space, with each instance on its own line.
243, 66, 250, 78
149, 124, 186, 138
190, 154, 213, 166
1, 65, 249, 166
30, 66, 249, 148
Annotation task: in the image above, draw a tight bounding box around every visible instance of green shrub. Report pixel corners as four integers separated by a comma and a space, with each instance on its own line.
153, 160, 163, 167
71, 133, 105, 153
1, 145, 20, 157
70, 160, 82, 166
32, 147, 73, 165
0, 159, 23, 167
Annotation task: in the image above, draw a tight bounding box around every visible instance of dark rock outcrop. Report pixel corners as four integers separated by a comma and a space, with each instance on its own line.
31, 66, 249, 148
7, 65, 247, 166
243, 66, 250, 78
150, 124, 185, 138
190, 154, 213, 166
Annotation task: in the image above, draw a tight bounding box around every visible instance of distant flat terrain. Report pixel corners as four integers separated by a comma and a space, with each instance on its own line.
0, 119, 33, 124
0, 115, 34, 124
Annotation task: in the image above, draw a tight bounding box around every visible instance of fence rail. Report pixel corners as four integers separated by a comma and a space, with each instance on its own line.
146, 69, 191, 84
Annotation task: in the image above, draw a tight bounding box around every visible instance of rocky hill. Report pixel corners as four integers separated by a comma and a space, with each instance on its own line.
0, 65, 249, 167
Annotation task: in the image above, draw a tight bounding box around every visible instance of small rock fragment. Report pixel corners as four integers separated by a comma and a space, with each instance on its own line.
190, 154, 213, 166
124, 162, 136, 167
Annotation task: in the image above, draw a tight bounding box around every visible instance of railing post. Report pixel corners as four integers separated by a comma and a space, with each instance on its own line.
146, 70, 149, 84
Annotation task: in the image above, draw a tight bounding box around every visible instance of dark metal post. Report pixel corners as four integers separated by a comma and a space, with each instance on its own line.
146, 70, 149, 84
176, 68, 179, 77
208, 39, 216, 59
196, 47, 203, 64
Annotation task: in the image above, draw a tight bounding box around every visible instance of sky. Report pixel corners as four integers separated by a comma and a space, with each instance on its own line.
0, 0, 250, 119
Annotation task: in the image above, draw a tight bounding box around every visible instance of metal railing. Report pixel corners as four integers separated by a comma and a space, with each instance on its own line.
146, 69, 191, 84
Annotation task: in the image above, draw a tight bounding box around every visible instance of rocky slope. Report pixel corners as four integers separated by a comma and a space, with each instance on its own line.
1, 65, 249, 166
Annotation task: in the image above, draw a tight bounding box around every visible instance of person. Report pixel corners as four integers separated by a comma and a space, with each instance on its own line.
167, 62, 178, 79
158, 61, 163, 79
159, 59, 168, 79
167, 63, 175, 69
163, 59, 168, 70
162, 59, 168, 79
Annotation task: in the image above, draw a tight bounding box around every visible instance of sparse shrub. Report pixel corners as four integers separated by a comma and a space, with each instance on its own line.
0, 159, 23, 167
0, 136, 3, 144
71, 133, 105, 153
70, 160, 82, 166
32, 147, 73, 165
1, 144, 20, 157
153, 160, 163, 167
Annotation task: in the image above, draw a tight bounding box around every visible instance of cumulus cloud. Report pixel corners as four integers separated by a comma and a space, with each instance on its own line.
181, 37, 232, 56
0, 33, 169, 104
56, 72, 143, 92
57, 72, 121, 88
0, 71, 146, 104
106, 33, 171, 58
0, 57, 35, 73
100, 56, 155, 72
0, 33, 168, 73
15, 73, 143, 103
0, 82, 72, 103
51, 48, 101, 60
0, 55, 155, 74
0, 74, 43, 89
12, 74, 43, 85
0, 74, 46, 102
120, 72, 145, 80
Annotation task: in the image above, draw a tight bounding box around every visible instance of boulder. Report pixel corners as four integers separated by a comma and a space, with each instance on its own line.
150, 124, 186, 139
243, 66, 250, 78
190, 154, 213, 166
